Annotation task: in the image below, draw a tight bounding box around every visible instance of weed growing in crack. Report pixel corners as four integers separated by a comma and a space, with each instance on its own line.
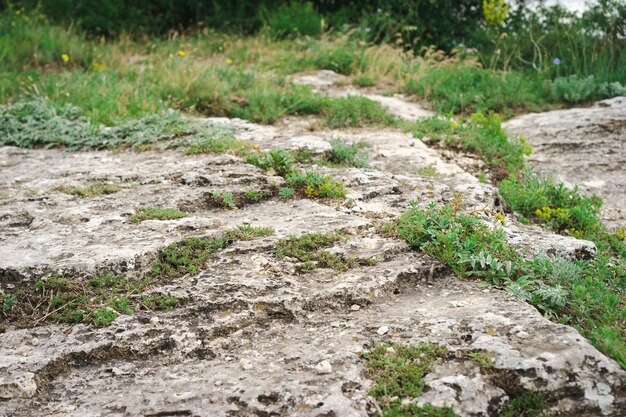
395, 201, 626, 368
211, 191, 237, 209
142, 294, 179, 310
275, 231, 377, 272
363, 342, 458, 416
53, 181, 123, 198
244, 138, 370, 201
499, 171, 625, 258
285, 171, 346, 199
413, 166, 439, 177
151, 225, 275, 278
129, 207, 191, 223
1, 291, 17, 313
326, 137, 369, 168
244, 190, 262, 202
3, 272, 176, 328
468, 350, 495, 369
247, 149, 347, 200
246, 149, 294, 177
499, 391, 547, 417
279, 187, 295, 199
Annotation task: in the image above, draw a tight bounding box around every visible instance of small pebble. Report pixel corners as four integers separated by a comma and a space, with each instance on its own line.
376, 326, 389, 336
350, 304, 361, 311
17, 345, 32, 357
449, 300, 468, 308
239, 358, 253, 370
315, 360, 332, 375
214, 380, 223, 387
385, 347, 396, 355
150, 316, 160, 325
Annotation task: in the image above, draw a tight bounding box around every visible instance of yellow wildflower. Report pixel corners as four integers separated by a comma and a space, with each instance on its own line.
61, 53, 70, 63
450, 121, 459, 129
483, 0, 509, 26
92, 62, 105, 72
177, 50, 186, 57
226, 58, 233, 65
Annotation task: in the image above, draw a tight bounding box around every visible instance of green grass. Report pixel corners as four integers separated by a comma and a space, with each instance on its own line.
275, 231, 377, 272
322, 96, 395, 128
499, 392, 547, 417
467, 351, 495, 370
410, 113, 530, 180
405, 64, 549, 117
2, 7, 625, 130
0, 12, 398, 128
394, 201, 626, 369
247, 149, 295, 177
53, 181, 123, 198
499, 172, 626, 259
285, 170, 346, 199
325, 137, 369, 168
151, 225, 274, 278
1, 272, 178, 328
363, 343, 458, 416
247, 138, 369, 175
246, 149, 348, 199
129, 207, 191, 223
413, 166, 439, 177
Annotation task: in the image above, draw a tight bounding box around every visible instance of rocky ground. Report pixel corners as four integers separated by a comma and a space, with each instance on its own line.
0, 72, 624, 416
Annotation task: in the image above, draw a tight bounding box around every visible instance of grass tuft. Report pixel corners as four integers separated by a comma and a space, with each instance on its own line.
54, 181, 122, 198
322, 96, 395, 128
129, 207, 191, 223
4, 272, 175, 327
275, 231, 377, 271
363, 342, 458, 416
151, 225, 274, 278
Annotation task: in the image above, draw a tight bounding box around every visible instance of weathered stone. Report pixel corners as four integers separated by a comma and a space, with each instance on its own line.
504, 96, 626, 230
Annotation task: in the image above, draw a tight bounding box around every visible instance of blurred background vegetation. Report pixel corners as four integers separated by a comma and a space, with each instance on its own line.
0, 0, 624, 124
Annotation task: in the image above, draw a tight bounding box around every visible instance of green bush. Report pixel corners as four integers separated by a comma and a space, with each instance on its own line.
472, 1, 626, 85
265, 2, 322, 39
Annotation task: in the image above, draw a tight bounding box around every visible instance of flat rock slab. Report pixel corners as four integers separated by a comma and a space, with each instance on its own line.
504, 96, 626, 230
